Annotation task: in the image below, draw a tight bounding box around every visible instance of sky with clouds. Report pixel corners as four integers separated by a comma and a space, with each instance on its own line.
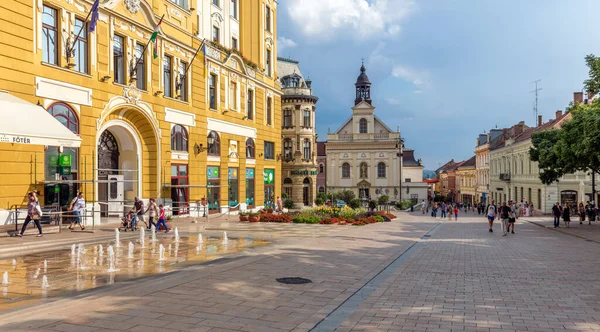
277, 0, 600, 171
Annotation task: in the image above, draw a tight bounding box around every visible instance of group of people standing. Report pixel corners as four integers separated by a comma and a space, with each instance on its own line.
128, 197, 168, 233
484, 200, 518, 236
424, 201, 462, 221
552, 201, 597, 228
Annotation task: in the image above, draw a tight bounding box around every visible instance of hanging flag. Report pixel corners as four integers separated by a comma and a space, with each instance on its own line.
88, 0, 100, 33
202, 43, 207, 66
150, 16, 163, 59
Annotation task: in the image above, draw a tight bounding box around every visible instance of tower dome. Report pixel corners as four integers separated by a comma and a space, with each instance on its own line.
355, 61, 372, 105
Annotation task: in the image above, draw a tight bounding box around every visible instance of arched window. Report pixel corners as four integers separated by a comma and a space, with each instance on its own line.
284, 178, 293, 184
342, 163, 350, 178
48, 103, 79, 134
207, 131, 220, 156
377, 162, 386, 178
319, 164, 324, 174
303, 139, 311, 160
359, 118, 368, 134
246, 138, 255, 159
170, 125, 188, 152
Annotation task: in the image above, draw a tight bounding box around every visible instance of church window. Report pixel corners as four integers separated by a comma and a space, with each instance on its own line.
377, 162, 386, 178
359, 118, 368, 134
342, 163, 350, 178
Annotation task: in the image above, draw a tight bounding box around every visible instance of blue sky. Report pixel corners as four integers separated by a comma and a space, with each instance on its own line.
277, 0, 600, 170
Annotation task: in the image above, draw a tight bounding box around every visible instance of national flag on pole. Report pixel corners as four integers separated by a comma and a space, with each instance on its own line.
88, 0, 100, 33
202, 43, 207, 66
150, 16, 163, 59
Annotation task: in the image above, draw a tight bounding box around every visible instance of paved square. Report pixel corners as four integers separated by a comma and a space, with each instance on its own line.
0, 213, 598, 332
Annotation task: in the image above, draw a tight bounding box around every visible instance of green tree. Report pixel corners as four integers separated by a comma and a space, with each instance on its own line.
584, 54, 600, 96
378, 195, 389, 206
530, 102, 600, 184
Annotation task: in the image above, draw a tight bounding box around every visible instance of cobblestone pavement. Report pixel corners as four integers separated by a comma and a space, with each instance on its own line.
0, 212, 599, 332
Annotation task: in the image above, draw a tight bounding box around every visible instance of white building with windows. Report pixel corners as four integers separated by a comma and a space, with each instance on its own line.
325, 63, 427, 202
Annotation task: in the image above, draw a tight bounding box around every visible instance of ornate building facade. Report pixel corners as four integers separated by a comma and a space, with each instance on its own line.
326, 63, 427, 202
0, 0, 282, 223
277, 57, 318, 207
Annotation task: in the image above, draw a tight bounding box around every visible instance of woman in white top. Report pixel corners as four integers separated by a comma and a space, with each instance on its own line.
68, 192, 85, 230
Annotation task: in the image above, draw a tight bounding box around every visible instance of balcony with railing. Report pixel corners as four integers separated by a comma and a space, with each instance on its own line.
327, 132, 401, 142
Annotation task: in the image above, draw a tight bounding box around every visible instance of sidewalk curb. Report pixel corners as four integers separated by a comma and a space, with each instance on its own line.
523, 219, 600, 245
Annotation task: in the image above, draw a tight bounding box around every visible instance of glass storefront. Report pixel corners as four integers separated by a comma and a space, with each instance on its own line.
44, 148, 78, 206
264, 169, 275, 208
207, 166, 220, 212
246, 168, 255, 207
228, 168, 238, 207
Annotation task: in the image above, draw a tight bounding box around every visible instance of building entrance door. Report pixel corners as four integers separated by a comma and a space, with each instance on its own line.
107, 175, 124, 217
303, 178, 311, 206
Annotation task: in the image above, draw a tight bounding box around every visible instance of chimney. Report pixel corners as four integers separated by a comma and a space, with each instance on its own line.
537, 115, 542, 127
555, 110, 563, 119
574, 92, 583, 104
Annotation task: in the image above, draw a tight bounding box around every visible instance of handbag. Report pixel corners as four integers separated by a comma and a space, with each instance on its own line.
32, 202, 43, 220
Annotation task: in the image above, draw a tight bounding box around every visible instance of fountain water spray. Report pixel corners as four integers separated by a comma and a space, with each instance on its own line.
33, 268, 40, 279
174, 227, 180, 242
71, 244, 76, 256
168, 244, 172, 252
12, 259, 16, 266
2, 271, 8, 285
115, 228, 120, 247
128, 242, 134, 259
107, 245, 118, 272
140, 228, 145, 248
43, 259, 47, 271
198, 233, 203, 245
98, 244, 103, 257
222, 231, 229, 245
41, 275, 49, 289
158, 244, 166, 261
151, 225, 157, 242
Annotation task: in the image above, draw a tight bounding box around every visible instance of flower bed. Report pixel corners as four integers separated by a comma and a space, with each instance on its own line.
259, 214, 292, 223
244, 207, 396, 226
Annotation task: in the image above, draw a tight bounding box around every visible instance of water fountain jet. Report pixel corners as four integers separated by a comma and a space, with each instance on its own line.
222, 231, 229, 245
2, 271, 8, 285
128, 242, 134, 259
115, 228, 120, 247
107, 245, 119, 272
42, 275, 49, 289
174, 227, 180, 242
158, 244, 166, 261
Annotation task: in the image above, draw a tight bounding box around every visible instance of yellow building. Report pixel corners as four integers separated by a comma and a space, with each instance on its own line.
0, 0, 281, 224
456, 156, 476, 205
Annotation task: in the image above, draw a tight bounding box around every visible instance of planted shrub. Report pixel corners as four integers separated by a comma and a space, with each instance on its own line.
284, 199, 295, 209
368, 200, 378, 211
348, 198, 361, 209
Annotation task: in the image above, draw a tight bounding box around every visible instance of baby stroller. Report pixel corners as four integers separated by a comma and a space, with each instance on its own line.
118, 210, 137, 232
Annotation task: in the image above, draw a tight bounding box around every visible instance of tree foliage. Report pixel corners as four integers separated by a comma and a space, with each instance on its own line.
530, 102, 600, 184
584, 54, 600, 96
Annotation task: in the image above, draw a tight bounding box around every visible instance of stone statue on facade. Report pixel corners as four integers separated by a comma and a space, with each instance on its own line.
360, 163, 368, 179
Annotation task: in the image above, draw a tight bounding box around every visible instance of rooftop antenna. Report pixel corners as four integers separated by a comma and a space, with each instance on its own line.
531, 79, 542, 124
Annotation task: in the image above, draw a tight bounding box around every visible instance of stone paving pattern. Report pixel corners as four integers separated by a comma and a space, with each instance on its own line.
0, 212, 598, 332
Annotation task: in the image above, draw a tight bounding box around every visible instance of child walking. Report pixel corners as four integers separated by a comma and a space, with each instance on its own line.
155, 204, 169, 233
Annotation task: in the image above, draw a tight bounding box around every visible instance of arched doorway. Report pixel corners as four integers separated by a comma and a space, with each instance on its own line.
98, 130, 120, 217
303, 177, 311, 206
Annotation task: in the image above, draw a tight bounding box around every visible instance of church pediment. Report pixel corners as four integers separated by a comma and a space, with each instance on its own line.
357, 180, 371, 188
352, 100, 375, 111
374, 116, 394, 134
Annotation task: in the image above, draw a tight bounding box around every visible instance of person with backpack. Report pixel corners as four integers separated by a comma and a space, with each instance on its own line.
18, 192, 43, 237
485, 200, 497, 232
68, 192, 85, 231
552, 202, 562, 228
499, 201, 511, 236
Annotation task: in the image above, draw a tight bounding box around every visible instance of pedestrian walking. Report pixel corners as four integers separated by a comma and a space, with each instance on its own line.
68, 192, 85, 231
552, 202, 561, 228
578, 202, 585, 225
155, 204, 169, 233
421, 200, 426, 214
454, 206, 459, 220
146, 198, 158, 230
133, 197, 144, 230
529, 203, 534, 217
499, 201, 510, 236
276, 196, 283, 212
562, 202, 571, 228
18, 192, 43, 237
508, 200, 517, 234
441, 203, 447, 219
485, 200, 497, 232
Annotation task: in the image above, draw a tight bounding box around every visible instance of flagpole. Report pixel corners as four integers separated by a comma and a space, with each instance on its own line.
67, 1, 96, 58
182, 39, 206, 80
131, 14, 164, 80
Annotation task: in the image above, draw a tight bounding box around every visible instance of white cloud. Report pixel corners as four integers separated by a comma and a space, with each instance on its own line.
277, 37, 297, 53
392, 65, 430, 88
386, 98, 401, 105
286, 0, 415, 41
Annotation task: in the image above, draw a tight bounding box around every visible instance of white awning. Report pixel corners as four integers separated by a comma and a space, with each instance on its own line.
0, 91, 82, 147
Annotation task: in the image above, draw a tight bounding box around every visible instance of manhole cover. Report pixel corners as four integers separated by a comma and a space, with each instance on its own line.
276, 277, 312, 284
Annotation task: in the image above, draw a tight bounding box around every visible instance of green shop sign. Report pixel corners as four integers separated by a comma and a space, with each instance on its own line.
291, 170, 318, 176
207, 166, 219, 179
60, 154, 71, 167
60, 166, 71, 175
264, 169, 274, 185
48, 155, 59, 167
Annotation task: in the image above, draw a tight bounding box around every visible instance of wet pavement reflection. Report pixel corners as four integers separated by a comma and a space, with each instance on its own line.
0, 231, 269, 311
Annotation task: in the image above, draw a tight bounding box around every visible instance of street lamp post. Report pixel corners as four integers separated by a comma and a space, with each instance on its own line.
396, 137, 404, 203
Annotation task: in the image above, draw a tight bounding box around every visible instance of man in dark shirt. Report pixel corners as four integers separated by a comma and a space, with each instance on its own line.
133, 197, 145, 230
552, 202, 562, 228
